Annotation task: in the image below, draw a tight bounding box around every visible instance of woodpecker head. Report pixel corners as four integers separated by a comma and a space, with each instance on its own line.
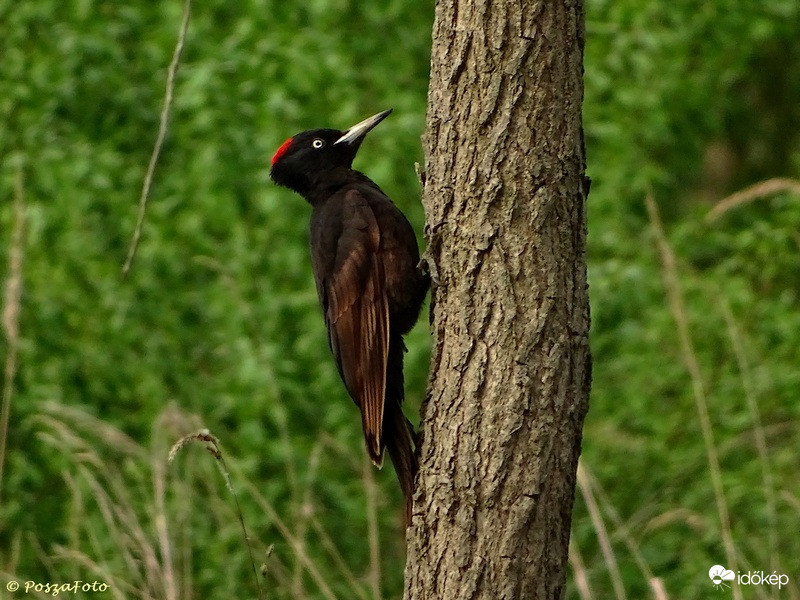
270, 109, 392, 196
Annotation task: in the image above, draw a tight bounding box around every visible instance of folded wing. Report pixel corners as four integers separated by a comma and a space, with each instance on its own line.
322, 190, 390, 466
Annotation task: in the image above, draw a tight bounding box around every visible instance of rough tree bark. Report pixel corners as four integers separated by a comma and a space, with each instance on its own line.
405, 1, 590, 599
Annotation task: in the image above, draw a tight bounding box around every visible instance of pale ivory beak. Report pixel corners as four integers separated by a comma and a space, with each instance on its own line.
335, 109, 393, 145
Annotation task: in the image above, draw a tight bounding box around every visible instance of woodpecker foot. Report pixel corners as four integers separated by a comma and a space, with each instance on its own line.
418, 254, 439, 288
414, 162, 426, 187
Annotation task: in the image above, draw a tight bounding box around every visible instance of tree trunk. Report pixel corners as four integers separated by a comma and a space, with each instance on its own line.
405, 0, 590, 598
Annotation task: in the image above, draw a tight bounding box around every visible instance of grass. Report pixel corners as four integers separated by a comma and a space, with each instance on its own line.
2, 400, 393, 600
0, 162, 24, 505
7, 375, 796, 600
646, 193, 738, 600
2, 186, 800, 599
563, 190, 800, 600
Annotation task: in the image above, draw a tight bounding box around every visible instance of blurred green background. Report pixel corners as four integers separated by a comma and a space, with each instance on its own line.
1, 1, 798, 599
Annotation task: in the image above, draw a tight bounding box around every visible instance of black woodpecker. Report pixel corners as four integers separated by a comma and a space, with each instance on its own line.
269, 109, 428, 524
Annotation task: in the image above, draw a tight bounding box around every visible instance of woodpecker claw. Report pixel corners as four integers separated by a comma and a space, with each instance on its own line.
418, 255, 439, 288
414, 162, 426, 187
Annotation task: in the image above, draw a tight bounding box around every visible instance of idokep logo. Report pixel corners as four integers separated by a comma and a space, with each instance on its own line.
709, 565, 735, 590
709, 564, 790, 591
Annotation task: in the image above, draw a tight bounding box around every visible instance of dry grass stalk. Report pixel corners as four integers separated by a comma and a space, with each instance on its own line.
649, 577, 669, 600
645, 193, 740, 600
39, 411, 162, 597
28, 402, 376, 600
242, 475, 340, 600
781, 490, 800, 514
362, 454, 383, 600
719, 297, 779, 580
576, 461, 627, 600
292, 439, 325, 598
705, 177, 800, 223
310, 516, 373, 600
643, 508, 705, 533
169, 430, 265, 600
262, 544, 295, 590
0, 164, 25, 502
34, 404, 226, 599
581, 462, 668, 597
568, 540, 594, 600
26, 532, 59, 583
41, 401, 144, 457
153, 456, 177, 600
50, 546, 129, 600
122, 0, 193, 277
74, 467, 142, 585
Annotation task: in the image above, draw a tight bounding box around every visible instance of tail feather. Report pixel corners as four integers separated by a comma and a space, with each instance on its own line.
383, 335, 418, 526
384, 402, 418, 525
363, 424, 384, 468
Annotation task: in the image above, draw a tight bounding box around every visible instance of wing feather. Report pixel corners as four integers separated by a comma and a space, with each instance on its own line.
322, 190, 390, 466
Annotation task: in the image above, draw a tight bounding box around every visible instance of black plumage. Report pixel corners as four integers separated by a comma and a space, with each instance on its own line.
270, 110, 428, 523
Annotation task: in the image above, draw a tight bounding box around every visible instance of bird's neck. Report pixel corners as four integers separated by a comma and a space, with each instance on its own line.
303, 168, 369, 206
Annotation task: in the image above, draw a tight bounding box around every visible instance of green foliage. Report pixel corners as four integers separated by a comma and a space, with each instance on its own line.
1, 0, 798, 598
579, 0, 800, 596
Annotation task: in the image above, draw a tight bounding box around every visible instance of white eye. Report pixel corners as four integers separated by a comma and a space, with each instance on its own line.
312, 139, 325, 149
